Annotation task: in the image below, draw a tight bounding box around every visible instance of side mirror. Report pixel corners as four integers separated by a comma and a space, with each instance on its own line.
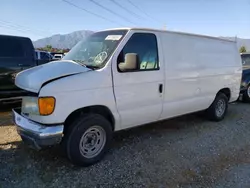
118, 53, 138, 72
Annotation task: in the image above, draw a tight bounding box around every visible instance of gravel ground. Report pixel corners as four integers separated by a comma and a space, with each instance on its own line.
1, 102, 250, 188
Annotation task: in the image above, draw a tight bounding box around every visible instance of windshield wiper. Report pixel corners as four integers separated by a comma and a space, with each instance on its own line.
72, 60, 99, 70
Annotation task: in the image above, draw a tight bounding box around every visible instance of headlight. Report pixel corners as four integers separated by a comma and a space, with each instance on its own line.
22, 97, 39, 115
22, 96, 56, 116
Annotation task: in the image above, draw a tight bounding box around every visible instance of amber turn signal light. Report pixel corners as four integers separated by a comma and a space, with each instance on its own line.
38, 97, 55, 115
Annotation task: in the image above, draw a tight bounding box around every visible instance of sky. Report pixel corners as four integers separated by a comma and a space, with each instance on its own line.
0, 0, 249, 41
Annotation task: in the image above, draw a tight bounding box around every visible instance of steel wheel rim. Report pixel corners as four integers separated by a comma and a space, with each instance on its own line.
79, 125, 106, 159
247, 86, 250, 97
215, 99, 226, 117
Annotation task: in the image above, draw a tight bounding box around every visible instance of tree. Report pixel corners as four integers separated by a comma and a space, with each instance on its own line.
45, 45, 52, 52
240, 46, 247, 53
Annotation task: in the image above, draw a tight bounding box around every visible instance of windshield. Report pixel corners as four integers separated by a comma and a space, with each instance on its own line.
63, 30, 128, 69
241, 54, 250, 66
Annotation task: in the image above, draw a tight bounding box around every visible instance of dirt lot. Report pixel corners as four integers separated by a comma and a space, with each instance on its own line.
1, 102, 250, 188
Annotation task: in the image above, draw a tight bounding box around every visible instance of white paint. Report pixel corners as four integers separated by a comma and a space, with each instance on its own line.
15, 60, 91, 93
15, 28, 242, 132
110, 31, 164, 129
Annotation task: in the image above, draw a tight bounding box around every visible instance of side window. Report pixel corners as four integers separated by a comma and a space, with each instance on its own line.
48, 53, 53, 59
45, 53, 52, 60
0, 37, 25, 58
117, 33, 159, 71
40, 52, 50, 60
35, 52, 38, 59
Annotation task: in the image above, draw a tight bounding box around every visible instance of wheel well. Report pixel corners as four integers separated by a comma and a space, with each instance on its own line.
218, 88, 231, 100
64, 105, 115, 132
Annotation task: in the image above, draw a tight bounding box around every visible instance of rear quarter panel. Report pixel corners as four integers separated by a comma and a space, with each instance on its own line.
159, 32, 241, 120
194, 38, 242, 103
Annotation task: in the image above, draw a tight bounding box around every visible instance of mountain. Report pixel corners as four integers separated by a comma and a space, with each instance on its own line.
33, 30, 250, 51
33, 30, 94, 49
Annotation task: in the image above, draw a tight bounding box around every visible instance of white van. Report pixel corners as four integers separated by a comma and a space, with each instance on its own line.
12, 28, 242, 166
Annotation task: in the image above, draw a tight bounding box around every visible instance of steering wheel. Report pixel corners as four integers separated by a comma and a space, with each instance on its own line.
94, 51, 108, 65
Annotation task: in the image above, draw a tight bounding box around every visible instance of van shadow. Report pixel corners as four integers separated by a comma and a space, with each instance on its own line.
112, 112, 205, 146
0, 140, 72, 185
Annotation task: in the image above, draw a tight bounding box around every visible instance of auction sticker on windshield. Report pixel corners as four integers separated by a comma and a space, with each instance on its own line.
105, 35, 122, 40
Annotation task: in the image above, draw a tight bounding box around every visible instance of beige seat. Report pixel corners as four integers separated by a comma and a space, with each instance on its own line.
118, 53, 138, 71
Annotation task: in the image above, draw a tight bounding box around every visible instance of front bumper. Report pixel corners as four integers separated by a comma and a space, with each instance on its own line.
12, 108, 64, 150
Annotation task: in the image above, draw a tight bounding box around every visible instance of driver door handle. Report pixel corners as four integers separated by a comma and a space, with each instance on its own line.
159, 84, 163, 93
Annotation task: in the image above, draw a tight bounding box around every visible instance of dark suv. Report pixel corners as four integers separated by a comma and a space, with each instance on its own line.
240, 52, 250, 102
0, 35, 50, 104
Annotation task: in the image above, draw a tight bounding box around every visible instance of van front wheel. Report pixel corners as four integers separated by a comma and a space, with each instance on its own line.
206, 93, 228, 121
63, 114, 113, 166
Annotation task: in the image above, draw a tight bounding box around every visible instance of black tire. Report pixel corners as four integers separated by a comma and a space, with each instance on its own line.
205, 92, 228, 122
62, 113, 113, 166
243, 84, 250, 103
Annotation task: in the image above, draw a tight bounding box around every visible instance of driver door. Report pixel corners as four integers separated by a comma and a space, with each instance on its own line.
112, 31, 164, 130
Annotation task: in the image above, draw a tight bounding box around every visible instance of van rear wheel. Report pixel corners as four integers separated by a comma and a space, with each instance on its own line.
206, 92, 228, 121
63, 114, 113, 166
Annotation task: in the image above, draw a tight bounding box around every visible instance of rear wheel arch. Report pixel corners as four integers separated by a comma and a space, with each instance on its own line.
207, 88, 231, 108
217, 88, 231, 101
206, 91, 229, 121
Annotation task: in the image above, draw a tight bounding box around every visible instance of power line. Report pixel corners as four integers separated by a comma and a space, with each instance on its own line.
0, 19, 51, 36
89, 0, 137, 25
126, 0, 162, 25
0, 25, 44, 37
0, 21, 47, 37
110, 0, 143, 20
61, 0, 124, 26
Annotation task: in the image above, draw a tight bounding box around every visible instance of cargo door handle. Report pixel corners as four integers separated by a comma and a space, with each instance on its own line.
159, 84, 163, 93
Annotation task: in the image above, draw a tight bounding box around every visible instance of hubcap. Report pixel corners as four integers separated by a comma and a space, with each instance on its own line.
215, 99, 226, 117
247, 86, 250, 97
79, 125, 106, 159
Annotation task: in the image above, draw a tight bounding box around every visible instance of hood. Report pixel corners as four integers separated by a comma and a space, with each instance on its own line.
15, 60, 91, 93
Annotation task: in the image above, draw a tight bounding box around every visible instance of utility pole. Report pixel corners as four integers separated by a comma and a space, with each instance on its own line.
163, 24, 166, 30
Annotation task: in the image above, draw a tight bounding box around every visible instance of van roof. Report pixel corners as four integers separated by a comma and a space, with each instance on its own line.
99, 27, 236, 43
